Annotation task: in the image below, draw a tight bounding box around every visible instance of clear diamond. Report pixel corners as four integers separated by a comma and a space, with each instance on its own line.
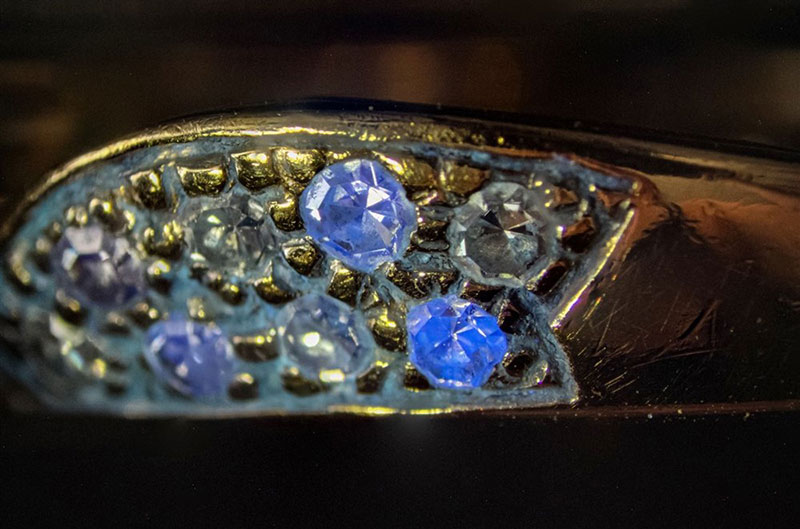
299, 159, 416, 272
188, 196, 275, 274
276, 293, 374, 380
449, 182, 553, 284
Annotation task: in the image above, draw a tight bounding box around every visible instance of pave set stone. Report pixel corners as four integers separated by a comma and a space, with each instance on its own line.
187, 195, 274, 274
276, 294, 374, 381
450, 182, 554, 285
299, 159, 417, 272
407, 295, 508, 389
46, 157, 543, 396
144, 316, 235, 397
51, 225, 145, 308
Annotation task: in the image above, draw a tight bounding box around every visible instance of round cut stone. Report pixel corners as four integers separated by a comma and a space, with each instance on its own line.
144, 315, 236, 397
50, 225, 144, 308
188, 196, 275, 274
276, 293, 374, 380
407, 294, 507, 389
299, 159, 416, 272
449, 182, 553, 285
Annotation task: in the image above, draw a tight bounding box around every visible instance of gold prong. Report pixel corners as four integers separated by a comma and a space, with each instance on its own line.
403, 363, 431, 391
228, 373, 259, 400
54, 290, 86, 325
375, 154, 437, 191
367, 304, 406, 351
177, 163, 227, 196
271, 147, 325, 194
356, 362, 389, 394
186, 296, 212, 321
438, 161, 487, 195
128, 301, 161, 328
282, 237, 321, 276
269, 193, 303, 231
232, 329, 279, 362
143, 220, 183, 259
215, 281, 245, 305
384, 262, 458, 299
64, 205, 89, 227
252, 274, 295, 304
232, 151, 280, 191
129, 169, 167, 210
146, 259, 172, 293
281, 367, 324, 396
326, 261, 363, 305
5, 250, 35, 293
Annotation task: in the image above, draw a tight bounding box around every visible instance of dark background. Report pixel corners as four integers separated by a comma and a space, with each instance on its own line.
1, 1, 799, 527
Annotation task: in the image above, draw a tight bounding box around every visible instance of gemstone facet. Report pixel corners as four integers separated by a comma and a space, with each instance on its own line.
276, 293, 374, 380
299, 159, 416, 272
188, 196, 275, 274
449, 182, 553, 285
144, 315, 236, 397
407, 294, 508, 389
50, 225, 145, 307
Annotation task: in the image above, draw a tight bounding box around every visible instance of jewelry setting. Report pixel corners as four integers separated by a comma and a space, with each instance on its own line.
0, 110, 638, 415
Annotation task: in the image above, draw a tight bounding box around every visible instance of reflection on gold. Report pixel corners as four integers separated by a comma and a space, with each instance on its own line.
667, 179, 800, 289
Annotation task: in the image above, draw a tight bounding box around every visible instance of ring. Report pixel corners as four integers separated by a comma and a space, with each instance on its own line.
1, 100, 797, 416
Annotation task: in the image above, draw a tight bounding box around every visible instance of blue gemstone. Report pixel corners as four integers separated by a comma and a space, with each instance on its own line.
299, 159, 416, 272
144, 316, 236, 397
50, 225, 144, 308
407, 295, 508, 389
276, 293, 374, 380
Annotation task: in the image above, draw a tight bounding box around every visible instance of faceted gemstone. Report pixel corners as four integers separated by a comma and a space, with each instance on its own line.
188, 195, 274, 274
50, 225, 144, 308
144, 315, 236, 397
450, 182, 550, 284
407, 294, 507, 389
276, 293, 374, 380
299, 159, 416, 272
